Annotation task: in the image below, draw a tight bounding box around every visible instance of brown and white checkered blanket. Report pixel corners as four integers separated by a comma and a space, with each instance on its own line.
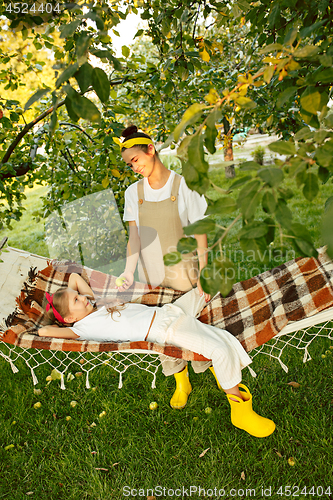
1, 248, 333, 360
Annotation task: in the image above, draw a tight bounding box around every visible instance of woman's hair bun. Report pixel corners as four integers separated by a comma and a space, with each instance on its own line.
121, 125, 138, 138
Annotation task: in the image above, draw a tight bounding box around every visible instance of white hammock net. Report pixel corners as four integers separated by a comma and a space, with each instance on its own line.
1, 247, 333, 389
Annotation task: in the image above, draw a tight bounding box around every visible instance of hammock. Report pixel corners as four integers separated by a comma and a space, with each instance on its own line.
1, 245, 333, 389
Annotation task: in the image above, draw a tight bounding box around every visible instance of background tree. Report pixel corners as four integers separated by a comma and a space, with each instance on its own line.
0, 0, 332, 297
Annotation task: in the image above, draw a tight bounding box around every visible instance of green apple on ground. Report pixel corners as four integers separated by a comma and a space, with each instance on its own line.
149, 401, 158, 410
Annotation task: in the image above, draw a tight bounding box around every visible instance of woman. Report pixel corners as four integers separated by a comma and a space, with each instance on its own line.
115, 125, 216, 409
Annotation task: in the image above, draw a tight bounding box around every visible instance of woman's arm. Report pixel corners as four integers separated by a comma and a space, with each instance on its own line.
194, 233, 211, 301
38, 325, 79, 339
117, 221, 141, 291
68, 273, 94, 298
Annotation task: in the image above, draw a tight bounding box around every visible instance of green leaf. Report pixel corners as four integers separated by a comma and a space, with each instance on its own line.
268, 141, 296, 156
275, 201, 293, 230
239, 222, 268, 239
314, 141, 333, 169
299, 20, 325, 39
299, 108, 320, 128
75, 63, 93, 93
257, 168, 284, 187
276, 87, 297, 109
204, 124, 217, 154
236, 0, 251, 12
122, 46, 130, 58
240, 237, 268, 262
56, 63, 79, 89
234, 96, 256, 109
188, 134, 209, 174
91, 50, 122, 71
284, 28, 298, 46
163, 252, 182, 266
102, 176, 109, 188
293, 45, 320, 58
237, 179, 261, 200
64, 96, 80, 122
183, 218, 216, 235
67, 90, 101, 123
303, 172, 319, 201
84, 11, 104, 30
319, 54, 333, 67
200, 259, 236, 297
60, 19, 81, 38
173, 104, 207, 142
263, 217, 276, 245
314, 68, 333, 84
241, 191, 261, 220
262, 191, 277, 214
318, 166, 330, 184
92, 68, 110, 103
300, 88, 322, 115
288, 222, 317, 257
24, 87, 51, 111
322, 202, 333, 259
263, 65, 275, 83
49, 110, 58, 138
239, 161, 262, 171
229, 175, 252, 190
177, 237, 198, 254
294, 127, 314, 141
76, 33, 91, 59
206, 107, 222, 129
205, 197, 237, 216
268, 3, 280, 29
260, 43, 284, 54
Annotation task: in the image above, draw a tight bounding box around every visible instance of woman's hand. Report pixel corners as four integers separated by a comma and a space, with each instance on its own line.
197, 279, 211, 303
115, 271, 134, 292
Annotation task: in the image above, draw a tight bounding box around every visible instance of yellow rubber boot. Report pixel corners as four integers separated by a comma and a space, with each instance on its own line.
226, 384, 276, 438
170, 366, 192, 409
209, 366, 222, 390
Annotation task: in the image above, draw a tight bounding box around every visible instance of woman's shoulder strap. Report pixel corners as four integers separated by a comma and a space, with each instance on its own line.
170, 172, 182, 198
137, 178, 144, 203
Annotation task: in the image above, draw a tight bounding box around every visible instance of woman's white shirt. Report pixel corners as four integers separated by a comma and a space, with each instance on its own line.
123, 170, 207, 228
69, 304, 158, 342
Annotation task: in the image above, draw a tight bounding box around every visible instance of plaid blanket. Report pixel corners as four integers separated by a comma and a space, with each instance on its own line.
1, 248, 333, 360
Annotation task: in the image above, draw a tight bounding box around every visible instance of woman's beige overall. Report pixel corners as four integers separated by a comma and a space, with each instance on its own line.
137, 173, 211, 375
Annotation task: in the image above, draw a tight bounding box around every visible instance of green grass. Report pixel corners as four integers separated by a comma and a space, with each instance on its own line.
0, 183, 49, 257
1, 169, 333, 499
1, 339, 333, 499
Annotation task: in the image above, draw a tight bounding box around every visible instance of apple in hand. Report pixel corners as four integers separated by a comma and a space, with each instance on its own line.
115, 277, 126, 287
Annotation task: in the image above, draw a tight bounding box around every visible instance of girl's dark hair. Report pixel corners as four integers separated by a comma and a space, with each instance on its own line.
121, 124, 158, 156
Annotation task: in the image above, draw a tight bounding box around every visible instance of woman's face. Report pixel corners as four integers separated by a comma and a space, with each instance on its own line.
121, 145, 155, 177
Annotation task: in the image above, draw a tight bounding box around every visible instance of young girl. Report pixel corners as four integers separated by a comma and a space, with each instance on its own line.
39, 273, 275, 438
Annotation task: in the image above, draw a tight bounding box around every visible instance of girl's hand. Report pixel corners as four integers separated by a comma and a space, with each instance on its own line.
197, 279, 211, 303
115, 271, 134, 292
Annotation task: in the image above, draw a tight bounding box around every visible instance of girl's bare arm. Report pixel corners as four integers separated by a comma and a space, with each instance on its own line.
68, 273, 94, 298
38, 325, 79, 339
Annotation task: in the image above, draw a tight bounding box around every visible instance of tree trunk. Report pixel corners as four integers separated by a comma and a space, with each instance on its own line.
224, 134, 235, 178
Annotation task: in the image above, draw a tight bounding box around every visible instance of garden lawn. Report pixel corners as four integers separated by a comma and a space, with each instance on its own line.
1, 169, 333, 499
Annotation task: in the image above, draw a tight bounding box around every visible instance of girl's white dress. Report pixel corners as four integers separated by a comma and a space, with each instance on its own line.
69, 288, 252, 390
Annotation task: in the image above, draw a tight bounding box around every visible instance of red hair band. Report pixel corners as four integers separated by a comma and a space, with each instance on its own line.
45, 292, 66, 324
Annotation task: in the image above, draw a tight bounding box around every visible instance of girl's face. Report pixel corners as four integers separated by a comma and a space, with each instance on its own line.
121, 145, 155, 177
65, 288, 94, 322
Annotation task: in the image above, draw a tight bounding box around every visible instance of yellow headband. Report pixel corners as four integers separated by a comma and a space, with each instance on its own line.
113, 137, 154, 150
